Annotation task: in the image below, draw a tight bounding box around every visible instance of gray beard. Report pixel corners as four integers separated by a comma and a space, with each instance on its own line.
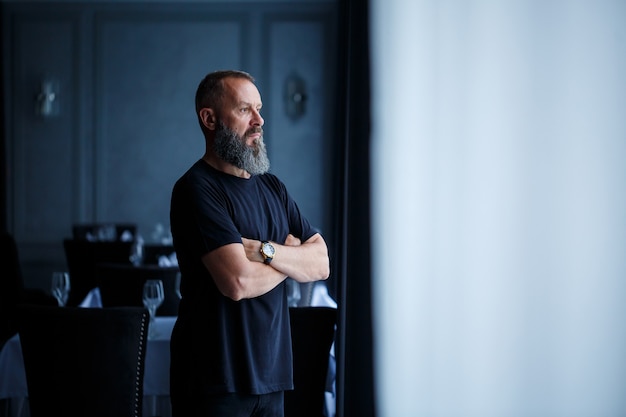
213, 121, 270, 175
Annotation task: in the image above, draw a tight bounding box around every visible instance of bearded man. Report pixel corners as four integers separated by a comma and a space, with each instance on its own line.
169, 70, 330, 417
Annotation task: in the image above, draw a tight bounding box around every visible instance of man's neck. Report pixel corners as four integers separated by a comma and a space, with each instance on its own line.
201, 154, 251, 179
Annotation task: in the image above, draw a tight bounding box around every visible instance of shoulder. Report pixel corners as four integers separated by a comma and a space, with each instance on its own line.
178, 160, 215, 182
174, 161, 224, 192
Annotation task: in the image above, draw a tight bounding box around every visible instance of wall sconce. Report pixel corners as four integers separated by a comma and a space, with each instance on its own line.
284, 72, 307, 120
35, 79, 60, 118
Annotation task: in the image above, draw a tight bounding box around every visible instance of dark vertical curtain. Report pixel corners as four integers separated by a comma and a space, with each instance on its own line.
335, 0, 375, 416
0, 5, 7, 233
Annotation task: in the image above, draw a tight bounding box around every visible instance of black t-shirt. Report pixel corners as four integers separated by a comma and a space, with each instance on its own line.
169, 160, 319, 395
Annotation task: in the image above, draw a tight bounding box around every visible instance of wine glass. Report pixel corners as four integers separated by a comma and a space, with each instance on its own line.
51, 272, 71, 307
142, 279, 164, 338
129, 236, 144, 266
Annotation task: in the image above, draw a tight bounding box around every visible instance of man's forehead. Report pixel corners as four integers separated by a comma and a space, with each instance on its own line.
223, 78, 261, 104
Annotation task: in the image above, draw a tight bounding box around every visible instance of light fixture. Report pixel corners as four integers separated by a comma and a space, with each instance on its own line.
36, 79, 60, 118
284, 72, 307, 120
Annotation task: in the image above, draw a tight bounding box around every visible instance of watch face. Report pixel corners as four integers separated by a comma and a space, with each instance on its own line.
262, 242, 275, 257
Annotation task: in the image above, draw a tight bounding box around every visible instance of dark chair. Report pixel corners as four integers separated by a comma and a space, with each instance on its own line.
63, 238, 134, 306
16, 305, 149, 417
285, 307, 337, 417
96, 263, 180, 316
141, 243, 176, 265
0, 232, 56, 348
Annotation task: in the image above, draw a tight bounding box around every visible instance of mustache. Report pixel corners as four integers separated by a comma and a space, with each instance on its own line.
246, 127, 263, 137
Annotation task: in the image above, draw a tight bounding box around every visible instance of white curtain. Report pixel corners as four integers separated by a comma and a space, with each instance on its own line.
370, 1, 626, 416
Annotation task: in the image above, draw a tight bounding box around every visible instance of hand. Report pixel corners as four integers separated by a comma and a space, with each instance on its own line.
241, 237, 264, 263
284, 234, 301, 247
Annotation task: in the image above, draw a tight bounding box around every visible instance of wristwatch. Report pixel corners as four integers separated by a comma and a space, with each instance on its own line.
260, 241, 275, 264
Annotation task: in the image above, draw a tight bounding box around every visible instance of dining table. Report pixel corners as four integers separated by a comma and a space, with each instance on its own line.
0, 315, 176, 417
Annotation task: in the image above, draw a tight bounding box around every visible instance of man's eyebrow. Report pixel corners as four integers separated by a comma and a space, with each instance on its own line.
238, 100, 262, 108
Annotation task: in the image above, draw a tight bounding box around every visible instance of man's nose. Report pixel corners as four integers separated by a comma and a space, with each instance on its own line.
251, 109, 264, 126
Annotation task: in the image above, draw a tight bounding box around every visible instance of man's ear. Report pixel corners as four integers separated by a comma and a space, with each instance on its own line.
199, 108, 216, 130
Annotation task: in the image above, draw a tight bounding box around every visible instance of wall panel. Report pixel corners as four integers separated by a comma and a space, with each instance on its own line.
9, 14, 82, 280
12, 17, 78, 241
264, 12, 337, 243
95, 12, 247, 235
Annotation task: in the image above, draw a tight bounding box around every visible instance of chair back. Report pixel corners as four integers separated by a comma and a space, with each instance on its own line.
96, 263, 180, 316
141, 244, 176, 265
17, 305, 149, 417
0, 232, 25, 346
1, 233, 56, 348
63, 239, 134, 306
285, 306, 337, 417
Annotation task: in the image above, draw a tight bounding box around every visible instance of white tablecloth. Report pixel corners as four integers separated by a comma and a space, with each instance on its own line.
0, 316, 176, 399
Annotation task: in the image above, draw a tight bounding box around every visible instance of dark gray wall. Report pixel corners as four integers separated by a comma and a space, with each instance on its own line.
2, 1, 340, 292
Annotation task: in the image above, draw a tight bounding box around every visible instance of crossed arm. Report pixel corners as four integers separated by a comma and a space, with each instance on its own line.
202, 233, 330, 301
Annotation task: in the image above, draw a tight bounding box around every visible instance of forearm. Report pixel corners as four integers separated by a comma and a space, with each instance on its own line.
237, 261, 288, 299
270, 236, 329, 282
243, 233, 330, 283
203, 243, 287, 301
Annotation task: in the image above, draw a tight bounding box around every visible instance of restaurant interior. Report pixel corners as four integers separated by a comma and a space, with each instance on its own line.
1, 0, 358, 415
3, 0, 626, 416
